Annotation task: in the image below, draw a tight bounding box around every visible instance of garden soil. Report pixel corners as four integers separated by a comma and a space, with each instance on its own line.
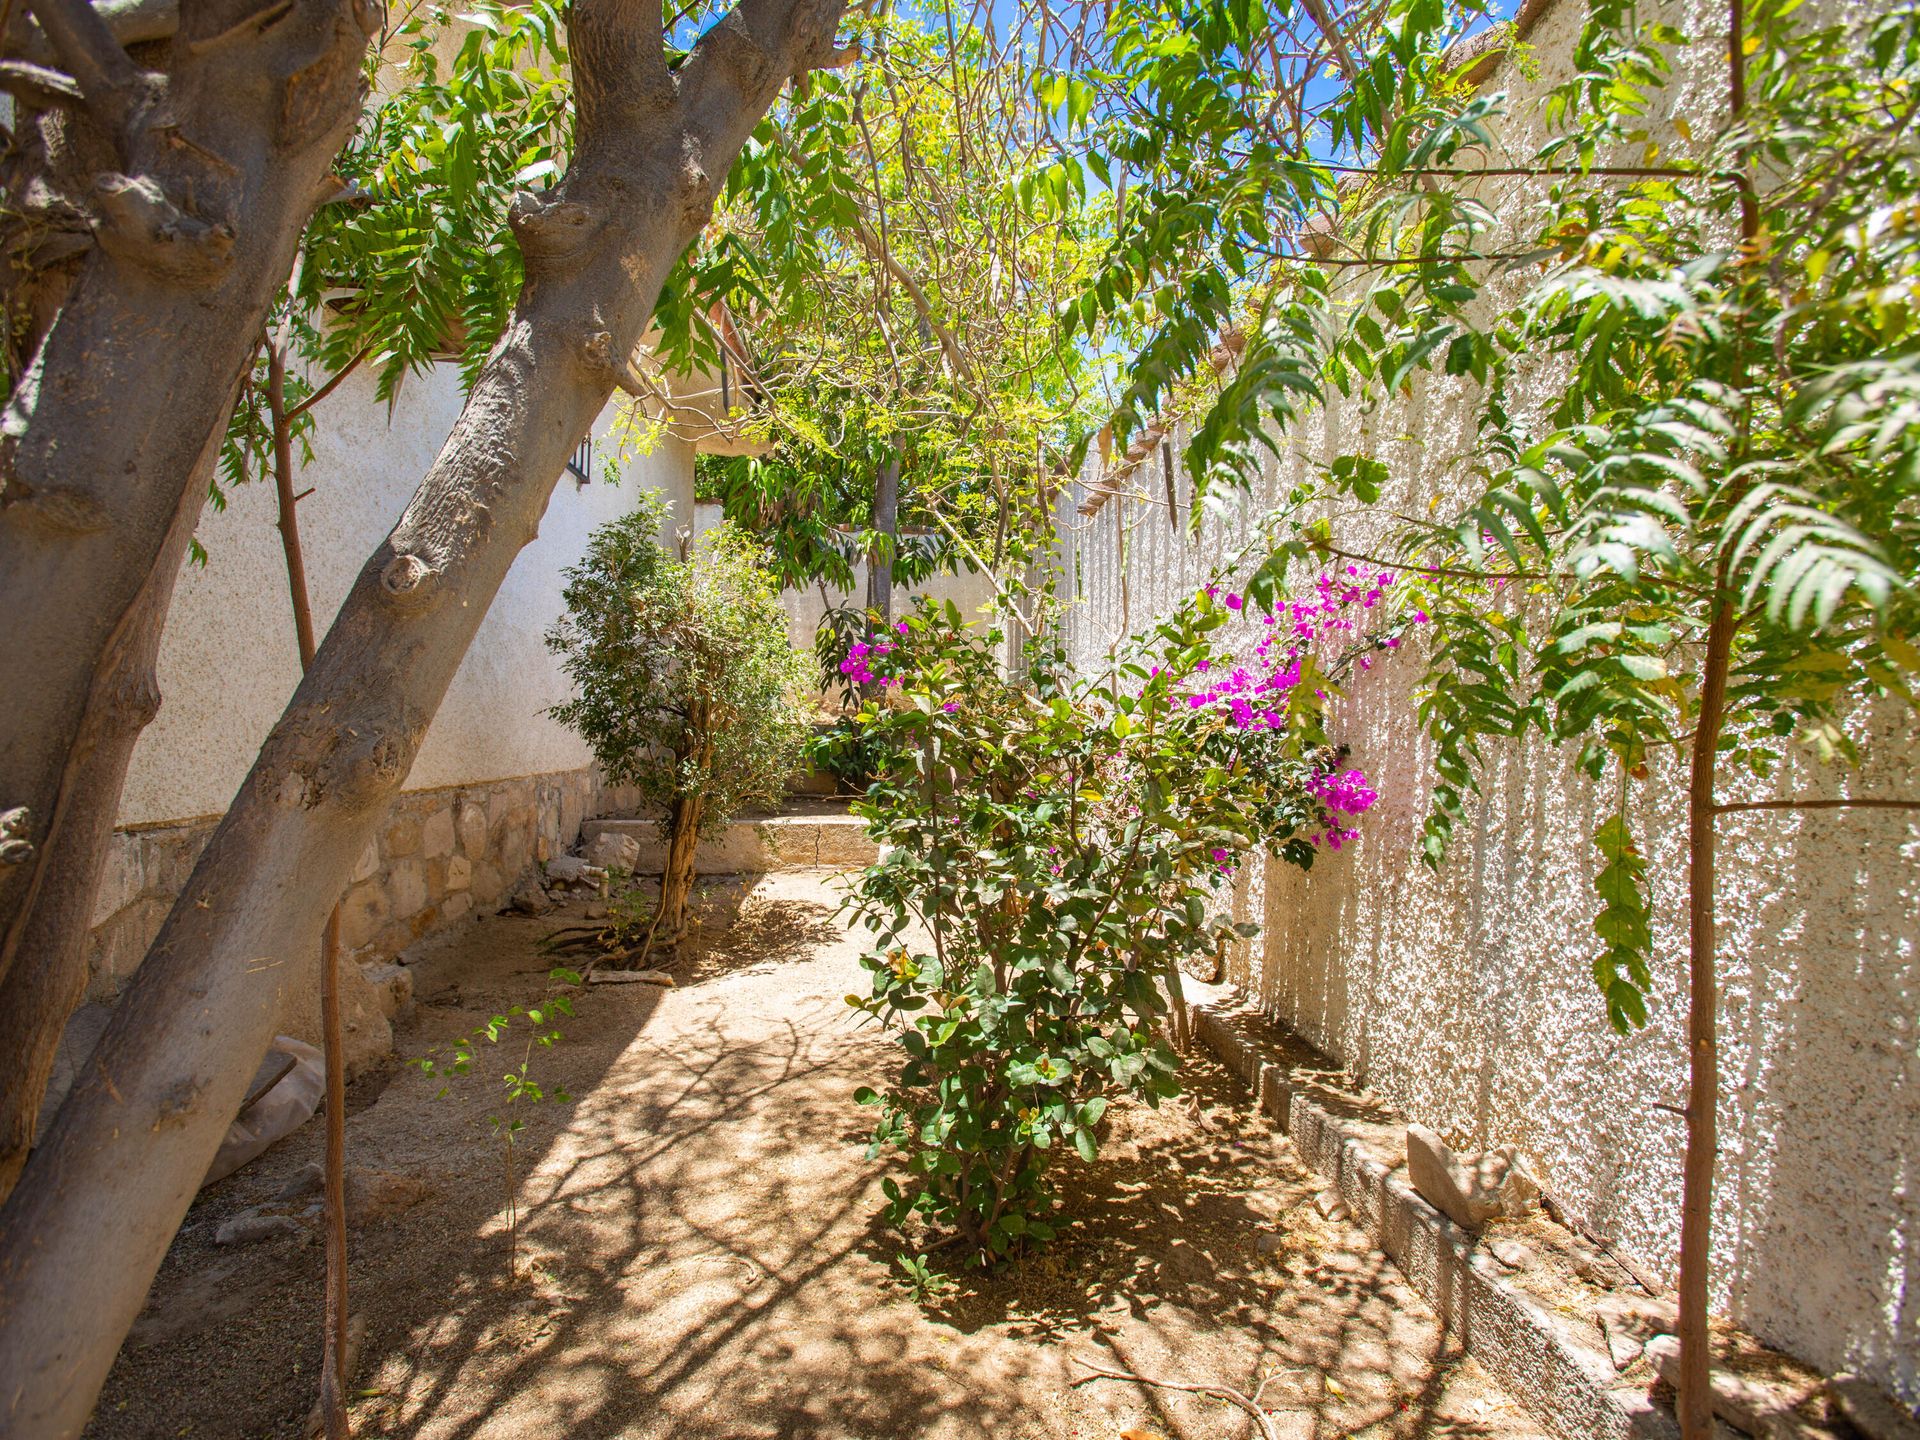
86, 870, 1544, 1440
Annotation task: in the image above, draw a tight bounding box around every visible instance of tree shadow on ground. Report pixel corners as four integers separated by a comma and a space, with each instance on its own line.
88, 880, 1539, 1440
880, 1055, 1527, 1439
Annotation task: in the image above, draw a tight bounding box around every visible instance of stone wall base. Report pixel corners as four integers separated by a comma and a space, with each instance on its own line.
76, 768, 637, 1081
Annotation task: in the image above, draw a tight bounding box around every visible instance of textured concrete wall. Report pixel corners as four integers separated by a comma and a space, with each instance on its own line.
117, 363, 694, 827
1056, 0, 1918, 1406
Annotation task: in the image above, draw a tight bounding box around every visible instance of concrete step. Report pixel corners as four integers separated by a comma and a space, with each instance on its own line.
580, 811, 877, 874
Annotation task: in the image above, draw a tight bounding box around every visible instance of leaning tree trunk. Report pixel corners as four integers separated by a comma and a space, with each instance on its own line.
0, 0, 379, 1198
0, 1, 847, 1431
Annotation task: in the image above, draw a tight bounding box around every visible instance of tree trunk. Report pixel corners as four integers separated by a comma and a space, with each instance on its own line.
0, 0, 379, 1197
1678, 597, 1734, 1440
0, 3, 846, 1430
867, 445, 899, 624
651, 790, 706, 955
0, 488, 197, 1199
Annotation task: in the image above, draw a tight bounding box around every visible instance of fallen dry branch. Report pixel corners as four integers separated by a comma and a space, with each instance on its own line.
1071, 1354, 1293, 1440
587, 969, 676, 987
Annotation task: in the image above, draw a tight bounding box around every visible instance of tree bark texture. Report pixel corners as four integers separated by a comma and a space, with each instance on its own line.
0, 1, 846, 1432
0, 0, 381, 1196
0, 483, 198, 1200
651, 789, 706, 956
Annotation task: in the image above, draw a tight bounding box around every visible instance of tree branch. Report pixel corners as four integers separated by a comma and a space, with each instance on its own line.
285, 347, 369, 421
21, 0, 142, 137
1071, 1357, 1287, 1440
680, 0, 848, 149
2, 0, 174, 68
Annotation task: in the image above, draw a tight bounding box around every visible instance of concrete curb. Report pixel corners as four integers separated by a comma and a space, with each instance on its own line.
1190, 999, 1678, 1440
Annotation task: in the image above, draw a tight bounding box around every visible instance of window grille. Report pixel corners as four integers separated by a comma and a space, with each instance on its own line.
566, 433, 593, 487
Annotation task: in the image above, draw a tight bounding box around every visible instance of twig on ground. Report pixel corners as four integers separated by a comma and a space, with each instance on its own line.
1071, 1355, 1291, 1440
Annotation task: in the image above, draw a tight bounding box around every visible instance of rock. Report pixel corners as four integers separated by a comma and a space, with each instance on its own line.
1255, 1232, 1286, 1255
387, 857, 429, 918
384, 814, 422, 858
360, 961, 414, 1021
1488, 1237, 1533, 1271
1644, 1336, 1823, 1440
504, 877, 554, 916
582, 831, 641, 874
345, 1168, 433, 1226
457, 802, 489, 859
278, 960, 393, 1081
274, 1162, 325, 1203
1568, 1239, 1613, 1286
1405, 1124, 1539, 1230
216, 1210, 302, 1245
545, 854, 605, 888
1829, 1375, 1920, 1440
1593, 1296, 1676, 1372
1313, 1188, 1349, 1222
423, 806, 456, 859
446, 854, 472, 891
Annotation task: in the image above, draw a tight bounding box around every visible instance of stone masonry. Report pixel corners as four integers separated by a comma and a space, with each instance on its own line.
80, 768, 638, 1079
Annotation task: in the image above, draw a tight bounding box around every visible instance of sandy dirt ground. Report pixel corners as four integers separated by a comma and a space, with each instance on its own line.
87, 870, 1544, 1440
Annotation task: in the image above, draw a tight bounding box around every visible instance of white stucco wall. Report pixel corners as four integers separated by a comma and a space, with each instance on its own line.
1057, 0, 1918, 1406
117, 367, 694, 827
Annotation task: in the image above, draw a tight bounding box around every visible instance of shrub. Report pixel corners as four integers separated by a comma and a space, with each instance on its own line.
546, 494, 814, 956
845, 587, 1390, 1262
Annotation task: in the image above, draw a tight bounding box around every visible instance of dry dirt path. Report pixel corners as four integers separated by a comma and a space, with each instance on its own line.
90, 870, 1543, 1440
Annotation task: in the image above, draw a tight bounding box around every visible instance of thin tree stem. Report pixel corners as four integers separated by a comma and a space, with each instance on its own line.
317, 906, 350, 1440
1679, 594, 1733, 1440
286, 348, 371, 422
269, 321, 350, 1440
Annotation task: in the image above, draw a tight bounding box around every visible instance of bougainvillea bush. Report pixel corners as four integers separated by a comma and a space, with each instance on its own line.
844, 581, 1399, 1263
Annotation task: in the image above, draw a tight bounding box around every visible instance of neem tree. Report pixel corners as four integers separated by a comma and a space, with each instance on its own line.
1070, 0, 1920, 1433
694, 10, 1112, 649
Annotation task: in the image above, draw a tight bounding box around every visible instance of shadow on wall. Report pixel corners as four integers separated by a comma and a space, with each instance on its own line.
1727, 801, 1920, 1401
1244, 684, 1920, 1403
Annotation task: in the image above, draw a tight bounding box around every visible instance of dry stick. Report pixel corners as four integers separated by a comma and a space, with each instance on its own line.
1071, 1357, 1287, 1440
267, 309, 352, 1440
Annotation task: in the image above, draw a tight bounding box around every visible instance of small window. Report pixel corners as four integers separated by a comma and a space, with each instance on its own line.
566, 434, 593, 487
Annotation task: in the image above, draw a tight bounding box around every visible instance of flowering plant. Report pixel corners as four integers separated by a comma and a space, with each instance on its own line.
845, 582, 1397, 1263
